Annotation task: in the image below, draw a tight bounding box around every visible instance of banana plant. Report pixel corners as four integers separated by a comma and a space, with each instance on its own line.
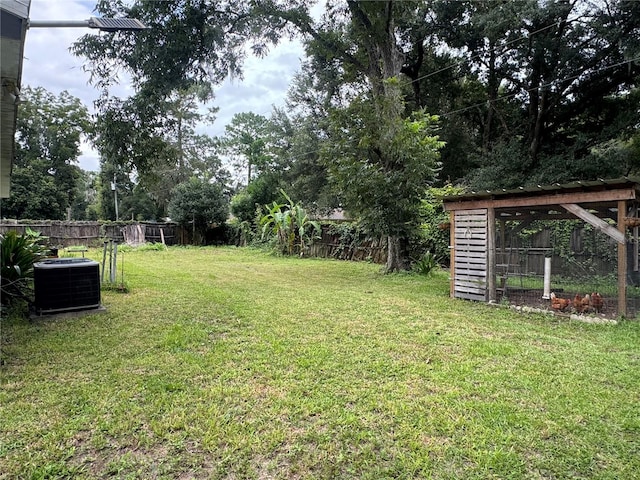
260, 190, 320, 255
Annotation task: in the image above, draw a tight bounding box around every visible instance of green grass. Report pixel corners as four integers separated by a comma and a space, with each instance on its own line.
1, 247, 639, 479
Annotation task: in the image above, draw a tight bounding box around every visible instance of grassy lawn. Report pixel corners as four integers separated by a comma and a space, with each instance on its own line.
1, 247, 639, 479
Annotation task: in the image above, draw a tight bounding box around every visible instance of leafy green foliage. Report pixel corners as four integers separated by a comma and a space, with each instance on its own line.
226, 218, 255, 247
269, 93, 339, 214
3, 87, 91, 219
326, 222, 365, 258
0, 229, 48, 305
412, 251, 438, 276
92, 88, 227, 220
219, 112, 272, 186
260, 190, 320, 255
326, 89, 443, 270
517, 219, 618, 279
70, 0, 297, 204
167, 178, 229, 242
230, 173, 284, 225
432, 0, 640, 187
72, 0, 290, 96
415, 184, 464, 265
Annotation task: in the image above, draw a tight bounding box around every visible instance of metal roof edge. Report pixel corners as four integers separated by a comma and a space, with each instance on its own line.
0, 0, 30, 18
442, 176, 640, 203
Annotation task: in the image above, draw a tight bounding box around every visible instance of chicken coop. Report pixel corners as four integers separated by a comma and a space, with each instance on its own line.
442, 177, 640, 319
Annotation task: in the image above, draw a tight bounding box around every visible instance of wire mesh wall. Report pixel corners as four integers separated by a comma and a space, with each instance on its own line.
495, 220, 638, 318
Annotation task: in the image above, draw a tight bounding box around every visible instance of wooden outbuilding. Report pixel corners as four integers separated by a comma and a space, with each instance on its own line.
442, 177, 640, 317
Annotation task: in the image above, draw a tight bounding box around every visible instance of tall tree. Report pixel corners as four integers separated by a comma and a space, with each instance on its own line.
261, 0, 444, 271
326, 89, 442, 271
219, 112, 272, 186
92, 87, 226, 218
3, 87, 91, 219
72, 0, 305, 178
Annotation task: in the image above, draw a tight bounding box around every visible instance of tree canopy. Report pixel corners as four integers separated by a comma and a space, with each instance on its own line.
167, 177, 229, 242
65, 0, 640, 265
3, 87, 91, 220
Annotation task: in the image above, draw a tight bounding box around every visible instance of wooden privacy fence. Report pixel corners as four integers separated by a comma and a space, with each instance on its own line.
308, 225, 387, 264
1, 220, 389, 263
0, 221, 179, 247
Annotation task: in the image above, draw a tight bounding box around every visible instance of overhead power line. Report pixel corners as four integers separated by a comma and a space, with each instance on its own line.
403, 14, 585, 88
286, 55, 639, 160
441, 54, 640, 118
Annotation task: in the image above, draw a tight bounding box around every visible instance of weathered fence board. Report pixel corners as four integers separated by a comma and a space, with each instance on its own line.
307, 225, 387, 264
0, 221, 179, 247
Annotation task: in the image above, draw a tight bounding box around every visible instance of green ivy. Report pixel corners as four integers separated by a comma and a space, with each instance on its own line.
414, 184, 464, 266
515, 219, 618, 278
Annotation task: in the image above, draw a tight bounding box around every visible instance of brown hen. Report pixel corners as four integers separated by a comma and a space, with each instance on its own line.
550, 292, 571, 312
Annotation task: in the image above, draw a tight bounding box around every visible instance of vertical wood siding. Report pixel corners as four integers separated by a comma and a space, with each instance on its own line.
453, 209, 488, 301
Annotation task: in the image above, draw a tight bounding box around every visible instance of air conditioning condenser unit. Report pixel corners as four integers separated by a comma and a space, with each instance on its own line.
34, 258, 101, 314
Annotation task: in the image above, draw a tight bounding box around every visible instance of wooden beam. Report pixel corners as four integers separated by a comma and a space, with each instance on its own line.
618, 200, 627, 317
497, 210, 617, 222
443, 187, 636, 212
487, 208, 496, 302
560, 203, 625, 244
449, 211, 455, 298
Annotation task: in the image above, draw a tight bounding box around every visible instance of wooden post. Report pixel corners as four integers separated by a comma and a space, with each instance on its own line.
487, 208, 496, 302
634, 205, 638, 272
449, 211, 455, 298
618, 200, 627, 317
499, 220, 506, 255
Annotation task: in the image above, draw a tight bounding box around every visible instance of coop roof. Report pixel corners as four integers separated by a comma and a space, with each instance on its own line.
442, 177, 640, 220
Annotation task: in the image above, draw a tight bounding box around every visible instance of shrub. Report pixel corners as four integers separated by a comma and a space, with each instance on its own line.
413, 184, 464, 266
412, 251, 439, 276
0, 229, 48, 306
227, 217, 255, 247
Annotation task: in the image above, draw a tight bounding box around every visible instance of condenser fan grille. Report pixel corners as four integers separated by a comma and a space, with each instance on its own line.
34, 258, 101, 314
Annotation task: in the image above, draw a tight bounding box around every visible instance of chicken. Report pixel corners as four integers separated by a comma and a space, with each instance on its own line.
590, 292, 604, 313
573, 294, 591, 314
550, 292, 572, 312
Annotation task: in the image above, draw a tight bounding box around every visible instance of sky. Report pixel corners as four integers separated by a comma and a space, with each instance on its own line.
22, 0, 307, 172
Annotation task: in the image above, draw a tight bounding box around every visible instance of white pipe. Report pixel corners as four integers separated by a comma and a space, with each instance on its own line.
542, 257, 552, 299
28, 20, 91, 28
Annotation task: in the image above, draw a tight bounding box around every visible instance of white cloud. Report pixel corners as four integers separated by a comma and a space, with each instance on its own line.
21, 0, 306, 171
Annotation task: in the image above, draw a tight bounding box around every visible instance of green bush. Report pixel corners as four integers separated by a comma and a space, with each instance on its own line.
414, 184, 464, 266
227, 217, 255, 247
412, 251, 439, 276
0, 229, 48, 306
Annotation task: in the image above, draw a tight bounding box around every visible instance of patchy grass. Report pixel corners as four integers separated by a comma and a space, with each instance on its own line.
1, 247, 639, 479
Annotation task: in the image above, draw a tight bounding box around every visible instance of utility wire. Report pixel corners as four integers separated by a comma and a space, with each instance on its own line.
226, 62, 636, 186
441, 54, 640, 118
402, 14, 586, 88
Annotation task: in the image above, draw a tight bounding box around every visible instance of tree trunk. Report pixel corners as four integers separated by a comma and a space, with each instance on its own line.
177, 114, 184, 182
385, 235, 406, 273
483, 45, 498, 154
529, 89, 546, 166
